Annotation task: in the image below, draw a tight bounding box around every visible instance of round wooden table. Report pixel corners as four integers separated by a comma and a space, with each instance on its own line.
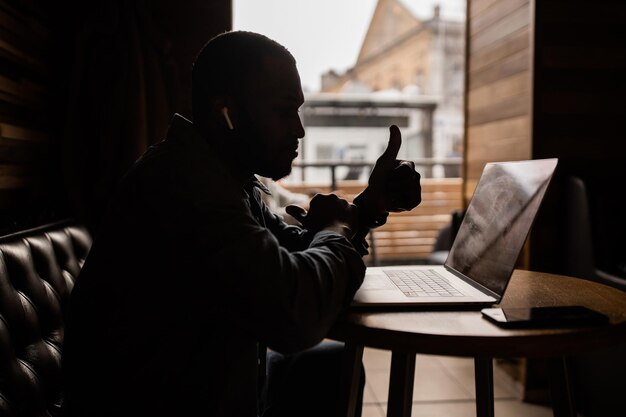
329, 270, 626, 417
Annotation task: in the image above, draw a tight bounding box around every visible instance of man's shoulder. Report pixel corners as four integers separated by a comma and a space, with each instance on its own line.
165, 113, 196, 142
132, 115, 218, 173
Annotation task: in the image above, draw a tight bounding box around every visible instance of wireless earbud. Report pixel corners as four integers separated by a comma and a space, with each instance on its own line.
222, 107, 234, 130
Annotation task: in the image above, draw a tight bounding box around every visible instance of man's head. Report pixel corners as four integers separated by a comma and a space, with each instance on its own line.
192, 31, 305, 180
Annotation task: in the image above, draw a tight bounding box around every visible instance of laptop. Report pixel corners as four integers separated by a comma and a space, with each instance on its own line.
352, 158, 558, 308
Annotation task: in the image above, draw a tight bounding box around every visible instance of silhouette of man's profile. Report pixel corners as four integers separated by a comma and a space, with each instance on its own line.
61, 30, 421, 417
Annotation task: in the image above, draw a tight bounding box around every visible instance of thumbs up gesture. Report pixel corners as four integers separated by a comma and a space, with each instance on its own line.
353, 125, 422, 228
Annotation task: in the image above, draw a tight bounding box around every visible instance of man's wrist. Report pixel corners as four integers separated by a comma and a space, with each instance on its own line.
321, 222, 355, 239
353, 188, 389, 229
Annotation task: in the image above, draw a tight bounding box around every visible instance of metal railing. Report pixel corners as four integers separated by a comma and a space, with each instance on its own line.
292, 157, 462, 190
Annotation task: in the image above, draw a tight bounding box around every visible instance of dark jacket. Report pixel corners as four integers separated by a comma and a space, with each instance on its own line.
61, 114, 365, 417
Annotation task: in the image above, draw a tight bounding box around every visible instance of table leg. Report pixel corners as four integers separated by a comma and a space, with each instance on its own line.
387, 351, 416, 417
339, 342, 364, 417
547, 357, 576, 417
474, 357, 495, 417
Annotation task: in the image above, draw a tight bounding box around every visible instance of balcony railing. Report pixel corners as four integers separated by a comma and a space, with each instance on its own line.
292, 157, 462, 190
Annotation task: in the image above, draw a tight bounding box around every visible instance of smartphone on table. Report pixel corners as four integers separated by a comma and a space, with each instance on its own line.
481, 306, 609, 329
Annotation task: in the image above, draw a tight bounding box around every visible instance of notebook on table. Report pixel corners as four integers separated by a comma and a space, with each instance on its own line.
352, 158, 558, 308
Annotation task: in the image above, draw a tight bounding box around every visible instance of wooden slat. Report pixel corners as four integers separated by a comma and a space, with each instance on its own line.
0, 38, 45, 73
470, 0, 527, 37
468, 92, 530, 126
0, 6, 25, 36
0, 137, 46, 163
374, 237, 435, 246
375, 245, 434, 255
0, 98, 42, 126
393, 194, 461, 206
0, 74, 45, 105
470, 0, 503, 18
0, 163, 33, 175
388, 213, 457, 224
390, 207, 460, 217
468, 49, 530, 91
374, 230, 439, 239
469, 27, 529, 74
0, 75, 44, 98
470, 3, 530, 54
389, 201, 461, 212
467, 115, 530, 145
468, 72, 529, 110
0, 89, 44, 110
0, 26, 48, 65
0, 122, 47, 141
0, 3, 49, 43
377, 223, 450, 233
0, 174, 37, 189
0, 163, 39, 189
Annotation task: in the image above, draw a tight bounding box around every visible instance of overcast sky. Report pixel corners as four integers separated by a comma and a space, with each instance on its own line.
233, 0, 465, 92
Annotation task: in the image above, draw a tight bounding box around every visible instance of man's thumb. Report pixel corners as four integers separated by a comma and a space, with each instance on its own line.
378, 125, 402, 164
285, 205, 307, 224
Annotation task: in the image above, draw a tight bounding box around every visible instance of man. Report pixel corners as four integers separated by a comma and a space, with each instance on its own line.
62, 31, 421, 417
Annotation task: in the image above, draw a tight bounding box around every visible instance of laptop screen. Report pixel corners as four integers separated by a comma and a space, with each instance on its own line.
445, 159, 558, 297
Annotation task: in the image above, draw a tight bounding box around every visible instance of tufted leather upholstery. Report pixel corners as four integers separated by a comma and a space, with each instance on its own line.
0, 222, 91, 417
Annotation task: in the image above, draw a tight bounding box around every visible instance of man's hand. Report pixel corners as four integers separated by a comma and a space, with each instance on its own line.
285, 193, 358, 238
354, 125, 422, 228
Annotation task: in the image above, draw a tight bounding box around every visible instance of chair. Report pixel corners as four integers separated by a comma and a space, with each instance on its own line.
0, 221, 91, 417
564, 176, 626, 291
427, 209, 465, 265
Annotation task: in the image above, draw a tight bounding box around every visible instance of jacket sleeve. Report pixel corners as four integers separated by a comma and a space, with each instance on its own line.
157, 169, 366, 354
258, 190, 315, 252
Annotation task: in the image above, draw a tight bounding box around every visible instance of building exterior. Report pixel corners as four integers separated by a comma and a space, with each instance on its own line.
293, 0, 465, 183
292, 92, 438, 185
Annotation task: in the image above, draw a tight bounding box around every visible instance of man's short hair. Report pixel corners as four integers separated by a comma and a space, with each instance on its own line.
191, 31, 295, 122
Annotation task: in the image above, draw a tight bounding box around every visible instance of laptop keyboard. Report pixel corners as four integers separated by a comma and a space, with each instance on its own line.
384, 269, 464, 297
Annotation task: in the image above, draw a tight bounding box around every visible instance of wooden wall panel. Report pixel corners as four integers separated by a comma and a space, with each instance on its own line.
469, 3, 529, 54
468, 27, 529, 74
469, 0, 527, 36
530, 0, 626, 279
0, 0, 233, 233
468, 49, 529, 90
0, 0, 49, 213
465, 0, 626, 279
468, 72, 529, 108
464, 0, 532, 203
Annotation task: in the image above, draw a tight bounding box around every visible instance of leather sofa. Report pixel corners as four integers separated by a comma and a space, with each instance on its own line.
0, 221, 91, 417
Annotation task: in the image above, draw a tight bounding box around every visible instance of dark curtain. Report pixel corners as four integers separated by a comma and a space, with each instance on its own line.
60, 0, 230, 234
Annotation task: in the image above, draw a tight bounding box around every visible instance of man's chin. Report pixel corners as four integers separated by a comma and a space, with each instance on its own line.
270, 168, 292, 181
256, 158, 294, 181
